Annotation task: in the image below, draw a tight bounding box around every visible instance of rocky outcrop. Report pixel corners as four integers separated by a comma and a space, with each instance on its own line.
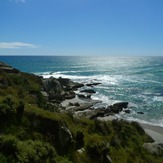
42, 77, 84, 101
0, 62, 19, 73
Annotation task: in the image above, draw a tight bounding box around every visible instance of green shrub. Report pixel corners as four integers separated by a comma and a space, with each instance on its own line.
86, 134, 109, 161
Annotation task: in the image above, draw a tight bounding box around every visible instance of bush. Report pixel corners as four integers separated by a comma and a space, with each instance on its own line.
16, 101, 25, 118
0, 135, 57, 162
86, 134, 109, 161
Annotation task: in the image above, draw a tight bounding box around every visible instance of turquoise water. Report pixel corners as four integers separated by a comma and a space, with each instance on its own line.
0, 56, 163, 126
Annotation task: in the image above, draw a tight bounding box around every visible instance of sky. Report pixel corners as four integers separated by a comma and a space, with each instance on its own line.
0, 0, 163, 56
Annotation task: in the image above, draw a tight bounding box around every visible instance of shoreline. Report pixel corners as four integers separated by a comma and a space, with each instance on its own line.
140, 123, 163, 143
61, 95, 163, 143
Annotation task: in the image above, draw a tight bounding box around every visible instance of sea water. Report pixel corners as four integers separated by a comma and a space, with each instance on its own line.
0, 56, 163, 127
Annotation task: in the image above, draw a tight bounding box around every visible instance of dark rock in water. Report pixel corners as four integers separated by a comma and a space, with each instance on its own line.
77, 94, 92, 99
80, 89, 96, 94
124, 109, 131, 114
109, 106, 121, 113
137, 111, 144, 114
77, 94, 87, 98
87, 94, 91, 98
112, 102, 128, 109
86, 82, 101, 87
58, 77, 84, 90
105, 102, 129, 114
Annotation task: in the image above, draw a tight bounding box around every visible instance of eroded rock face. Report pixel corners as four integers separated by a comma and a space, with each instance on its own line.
58, 125, 73, 153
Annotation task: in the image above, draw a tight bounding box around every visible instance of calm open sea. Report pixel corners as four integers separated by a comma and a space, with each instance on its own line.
0, 56, 163, 126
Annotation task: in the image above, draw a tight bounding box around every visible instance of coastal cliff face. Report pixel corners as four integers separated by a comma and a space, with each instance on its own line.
0, 62, 163, 163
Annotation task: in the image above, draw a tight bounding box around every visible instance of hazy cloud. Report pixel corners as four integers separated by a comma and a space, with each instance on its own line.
0, 42, 37, 49
14, 0, 26, 3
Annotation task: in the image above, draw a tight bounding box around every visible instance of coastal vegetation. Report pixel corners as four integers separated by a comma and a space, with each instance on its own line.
0, 62, 163, 163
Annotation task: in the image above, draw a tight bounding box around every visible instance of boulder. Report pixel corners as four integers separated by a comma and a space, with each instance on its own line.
106, 102, 129, 114
43, 77, 65, 100
112, 102, 128, 109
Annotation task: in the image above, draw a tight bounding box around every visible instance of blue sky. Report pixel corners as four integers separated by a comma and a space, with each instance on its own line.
0, 0, 163, 56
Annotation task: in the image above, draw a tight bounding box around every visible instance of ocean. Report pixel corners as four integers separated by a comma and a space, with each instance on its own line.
0, 56, 163, 127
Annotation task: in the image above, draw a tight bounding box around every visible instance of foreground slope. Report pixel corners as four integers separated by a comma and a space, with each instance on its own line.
0, 62, 163, 163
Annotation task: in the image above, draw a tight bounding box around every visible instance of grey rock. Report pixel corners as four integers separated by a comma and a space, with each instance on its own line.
58, 125, 73, 150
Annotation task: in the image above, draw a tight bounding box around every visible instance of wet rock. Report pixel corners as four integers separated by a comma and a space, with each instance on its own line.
137, 111, 144, 114
77, 94, 87, 98
86, 82, 101, 87
112, 102, 128, 109
77, 94, 92, 99
106, 102, 129, 114
124, 109, 131, 114
80, 89, 96, 94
